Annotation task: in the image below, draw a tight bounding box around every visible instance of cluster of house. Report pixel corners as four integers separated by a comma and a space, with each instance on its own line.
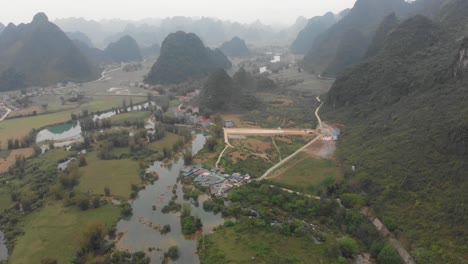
180, 165, 251, 197
177, 89, 201, 103
172, 89, 213, 128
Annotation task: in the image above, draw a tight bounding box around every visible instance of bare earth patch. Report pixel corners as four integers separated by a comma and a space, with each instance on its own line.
0, 148, 35, 173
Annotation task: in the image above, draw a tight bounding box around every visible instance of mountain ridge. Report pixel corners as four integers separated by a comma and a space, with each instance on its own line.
145, 31, 231, 85
0, 13, 98, 91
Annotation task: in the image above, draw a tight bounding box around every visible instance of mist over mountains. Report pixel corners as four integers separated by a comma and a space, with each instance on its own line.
0, 13, 98, 90
54, 16, 309, 48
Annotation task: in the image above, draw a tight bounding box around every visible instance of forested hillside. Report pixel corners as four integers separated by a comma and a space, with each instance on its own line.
0, 13, 98, 91
323, 0, 468, 262
104, 35, 142, 62
290, 11, 340, 54
302, 0, 409, 77
219, 37, 250, 57
199, 68, 261, 113
145, 31, 231, 85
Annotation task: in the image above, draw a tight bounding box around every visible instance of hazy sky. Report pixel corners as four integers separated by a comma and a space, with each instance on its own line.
1, 0, 356, 26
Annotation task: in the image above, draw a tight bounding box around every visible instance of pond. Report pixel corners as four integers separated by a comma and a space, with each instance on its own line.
0, 230, 7, 261
116, 133, 225, 264
36, 102, 160, 144
35, 121, 82, 143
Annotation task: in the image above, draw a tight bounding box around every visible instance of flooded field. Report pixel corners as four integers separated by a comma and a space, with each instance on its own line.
116, 134, 225, 264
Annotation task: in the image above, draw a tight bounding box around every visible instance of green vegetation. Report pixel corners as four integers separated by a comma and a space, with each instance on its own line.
145, 31, 231, 84
199, 181, 386, 263
290, 11, 338, 54
302, 0, 409, 76
0, 95, 145, 148
163, 246, 180, 261
199, 68, 259, 113
199, 222, 337, 264
8, 202, 120, 264
109, 111, 150, 125
105, 35, 142, 62
78, 152, 140, 198
269, 153, 340, 194
148, 133, 184, 153
219, 36, 250, 57
0, 12, 98, 91
323, 1, 468, 262
180, 204, 202, 235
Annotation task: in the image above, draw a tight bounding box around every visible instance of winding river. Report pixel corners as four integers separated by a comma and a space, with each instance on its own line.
116, 134, 225, 264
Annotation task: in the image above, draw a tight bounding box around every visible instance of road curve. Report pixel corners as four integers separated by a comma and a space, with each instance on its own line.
258, 97, 324, 180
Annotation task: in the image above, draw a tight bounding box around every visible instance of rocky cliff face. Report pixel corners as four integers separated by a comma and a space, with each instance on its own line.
453, 38, 468, 78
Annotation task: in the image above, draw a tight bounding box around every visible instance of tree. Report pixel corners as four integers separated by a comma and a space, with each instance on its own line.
77, 195, 90, 210
92, 197, 100, 208
183, 150, 193, 165
41, 103, 48, 111
79, 154, 87, 167
206, 137, 217, 152
41, 258, 58, 264
122, 99, 127, 112
165, 246, 179, 261
104, 187, 111, 197
80, 222, 106, 254
377, 245, 402, 264
338, 237, 358, 257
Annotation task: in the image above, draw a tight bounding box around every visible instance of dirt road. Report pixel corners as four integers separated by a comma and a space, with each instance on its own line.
0, 105, 12, 122
361, 207, 416, 264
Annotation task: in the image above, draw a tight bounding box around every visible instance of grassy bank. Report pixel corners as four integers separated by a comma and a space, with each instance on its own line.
269, 152, 340, 194
9, 202, 120, 264
78, 152, 140, 198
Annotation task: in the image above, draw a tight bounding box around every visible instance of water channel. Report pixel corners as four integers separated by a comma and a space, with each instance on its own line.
116, 133, 225, 264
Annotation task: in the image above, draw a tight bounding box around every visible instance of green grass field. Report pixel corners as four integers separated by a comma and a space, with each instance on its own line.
269, 153, 340, 194
148, 132, 183, 153
9, 202, 120, 264
109, 111, 150, 125
0, 187, 13, 212
0, 95, 146, 148
200, 224, 337, 264
78, 152, 140, 198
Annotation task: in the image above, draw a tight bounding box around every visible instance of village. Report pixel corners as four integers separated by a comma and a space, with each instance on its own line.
180, 164, 251, 197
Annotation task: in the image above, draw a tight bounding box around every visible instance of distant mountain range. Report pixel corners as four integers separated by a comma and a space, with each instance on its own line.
54, 16, 309, 48
66, 31, 95, 47
0, 23, 5, 35
290, 10, 349, 54
104, 35, 142, 62
145, 31, 231, 85
323, 0, 468, 262
0, 13, 98, 91
219, 37, 250, 57
302, 0, 411, 77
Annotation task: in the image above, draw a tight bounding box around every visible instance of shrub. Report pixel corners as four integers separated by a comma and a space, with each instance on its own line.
377, 245, 402, 264
338, 237, 358, 257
